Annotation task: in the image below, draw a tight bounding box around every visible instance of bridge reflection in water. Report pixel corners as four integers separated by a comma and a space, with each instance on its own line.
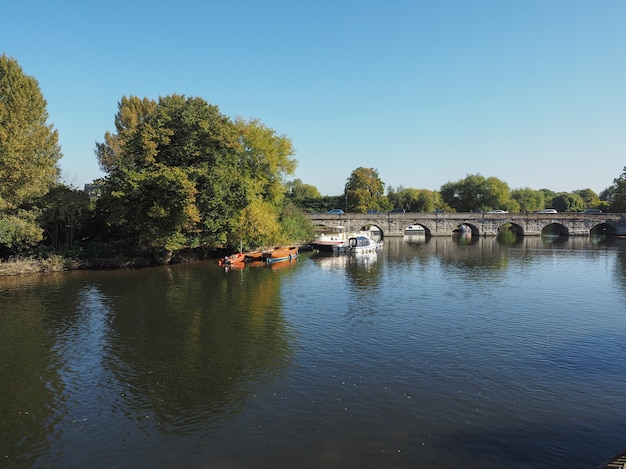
307, 212, 622, 238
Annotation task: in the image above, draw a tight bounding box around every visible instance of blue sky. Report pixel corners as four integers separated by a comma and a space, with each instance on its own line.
2, 1, 625, 196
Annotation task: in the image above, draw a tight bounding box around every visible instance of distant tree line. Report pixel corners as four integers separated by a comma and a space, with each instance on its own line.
289, 167, 619, 215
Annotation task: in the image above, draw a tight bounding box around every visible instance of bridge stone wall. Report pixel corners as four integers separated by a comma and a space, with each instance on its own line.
307, 212, 622, 237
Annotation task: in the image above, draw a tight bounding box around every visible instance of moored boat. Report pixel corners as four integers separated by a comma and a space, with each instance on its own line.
309, 225, 349, 252
404, 224, 425, 235
218, 252, 246, 267
262, 245, 299, 264
347, 235, 383, 254
244, 250, 264, 262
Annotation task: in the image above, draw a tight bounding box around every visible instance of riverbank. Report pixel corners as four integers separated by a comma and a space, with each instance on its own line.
0, 243, 312, 277
0, 251, 195, 277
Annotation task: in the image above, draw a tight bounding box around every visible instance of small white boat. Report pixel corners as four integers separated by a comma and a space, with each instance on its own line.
347, 235, 383, 254
404, 224, 425, 235
309, 225, 349, 252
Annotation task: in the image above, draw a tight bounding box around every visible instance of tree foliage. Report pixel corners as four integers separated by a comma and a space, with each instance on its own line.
38, 186, 90, 249
388, 187, 440, 212
345, 167, 386, 213
551, 192, 585, 213
510, 187, 545, 212
0, 210, 44, 254
286, 179, 321, 199
609, 166, 626, 213
95, 94, 298, 256
574, 188, 600, 208
0, 55, 61, 253
440, 174, 510, 212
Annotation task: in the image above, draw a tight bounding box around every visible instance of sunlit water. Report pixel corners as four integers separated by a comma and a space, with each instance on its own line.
1, 236, 625, 468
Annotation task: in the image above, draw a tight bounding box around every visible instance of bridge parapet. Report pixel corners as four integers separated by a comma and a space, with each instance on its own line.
307, 212, 622, 237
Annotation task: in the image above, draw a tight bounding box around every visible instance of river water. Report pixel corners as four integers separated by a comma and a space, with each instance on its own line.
1, 236, 625, 468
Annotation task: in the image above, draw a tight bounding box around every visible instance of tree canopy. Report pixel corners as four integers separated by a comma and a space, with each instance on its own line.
440, 174, 511, 212
388, 187, 441, 213
0, 55, 61, 252
609, 166, 626, 213
344, 167, 386, 213
95, 94, 298, 256
510, 187, 545, 212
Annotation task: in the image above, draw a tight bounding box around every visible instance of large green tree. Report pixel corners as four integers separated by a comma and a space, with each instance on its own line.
574, 188, 600, 209
551, 192, 585, 212
510, 187, 545, 212
345, 167, 386, 213
0, 55, 61, 253
440, 174, 510, 212
96, 95, 297, 257
388, 186, 441, 212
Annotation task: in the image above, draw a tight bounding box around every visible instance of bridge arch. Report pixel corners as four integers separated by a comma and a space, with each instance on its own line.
591, 222, 617, 237
541, 222, 569, 237
454, 222, 478, 236
402, 222, 432, 237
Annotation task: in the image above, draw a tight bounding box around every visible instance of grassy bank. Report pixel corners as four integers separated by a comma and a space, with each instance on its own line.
0, 255, 82, 276
0, 248, 216, 277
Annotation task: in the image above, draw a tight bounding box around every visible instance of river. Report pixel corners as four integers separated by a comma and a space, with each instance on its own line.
1, 235, 625, 468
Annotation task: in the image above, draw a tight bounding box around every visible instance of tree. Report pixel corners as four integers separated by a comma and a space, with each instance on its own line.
440, 174, 510, 212
38, 185, 91, 249
574, 188, 600, 209
97, 95, 241, 255
609, 166, 626, 213
96, 95, 298, 257
388, 187, 441, 213
0, 210, 44, 254
234, 117, 296, 205
0, 55, 61, 253
538, 189, 556, 208
510, 187, 545, 212
345, 167, 386, 213
551, 192, 585, 213
286, 179, 320, 199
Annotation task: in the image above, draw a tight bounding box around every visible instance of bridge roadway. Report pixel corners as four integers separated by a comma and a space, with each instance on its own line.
307, 212, 623, 237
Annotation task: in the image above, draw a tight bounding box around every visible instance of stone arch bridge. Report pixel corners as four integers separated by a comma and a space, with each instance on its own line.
307, 212, 623, 238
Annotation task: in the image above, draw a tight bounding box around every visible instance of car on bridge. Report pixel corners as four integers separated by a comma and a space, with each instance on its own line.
535, 209, 558, 213
326, 209, 344, 214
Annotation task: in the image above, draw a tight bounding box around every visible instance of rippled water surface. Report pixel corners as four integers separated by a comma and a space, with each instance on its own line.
1, 236, 626, 468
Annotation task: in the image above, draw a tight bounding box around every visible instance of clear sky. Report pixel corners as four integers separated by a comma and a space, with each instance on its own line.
2, 0, 625, 196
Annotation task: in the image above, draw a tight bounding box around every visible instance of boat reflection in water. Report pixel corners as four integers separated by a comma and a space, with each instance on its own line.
311, 250, 378, 269
404, 232, 427, 245
266, 257, 298, 270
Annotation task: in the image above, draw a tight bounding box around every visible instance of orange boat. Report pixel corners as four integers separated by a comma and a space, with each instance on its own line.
244, 250, 264, 262
262, 245, 298, 264
218, 252, 245, 267
267, 257, 298, 270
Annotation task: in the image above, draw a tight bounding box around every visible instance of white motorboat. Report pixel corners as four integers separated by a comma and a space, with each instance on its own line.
347, 235, 383, 254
